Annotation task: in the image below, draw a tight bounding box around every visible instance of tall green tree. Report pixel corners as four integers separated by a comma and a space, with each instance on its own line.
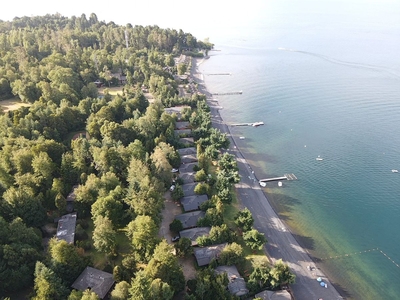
32, 261, 70, 300
243, 229, 267, 250
145, 240, 185, 294
92, 215, 117, 256
126, 215, 159, 262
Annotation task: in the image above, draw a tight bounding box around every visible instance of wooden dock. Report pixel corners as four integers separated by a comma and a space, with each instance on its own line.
212, 91, 242, 96
259, 173, 297, 183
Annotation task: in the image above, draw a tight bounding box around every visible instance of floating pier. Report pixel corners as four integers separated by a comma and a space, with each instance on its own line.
212, 91, 242, 96
259, 173, 297, 183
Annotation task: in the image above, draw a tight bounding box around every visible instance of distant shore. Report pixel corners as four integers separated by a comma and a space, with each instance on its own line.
190, 56, 344, 300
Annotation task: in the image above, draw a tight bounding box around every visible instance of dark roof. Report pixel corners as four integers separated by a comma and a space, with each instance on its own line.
179, 137, 195, 146
56, 212, 77, 244
174, 129, 192, 137
179, 162, 198, 173
179, 227, 211, 246
175, 121, 190, 129
66, 185, 79, 202
181, 182, 198, 197
181, 154, 198, 163
164, 106, 190, 120
175, 211, 205, 229
71, 267, 115, 299
181, 194, 209, 211
177, 147, 196, 155
179, 172, 195, 184
194, 243, 227, 266
215, 265, 249, 297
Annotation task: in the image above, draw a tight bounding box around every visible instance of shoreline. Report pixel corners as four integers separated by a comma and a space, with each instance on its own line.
191, 56, 345, 300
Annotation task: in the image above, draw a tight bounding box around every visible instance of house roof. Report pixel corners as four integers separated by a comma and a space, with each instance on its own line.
179, 137, 195, 146
179, 227, 211, 246
164, 106, 190, 120
179, 172, 195, 184
179, 162, 198, 173
215, 265, 249, 297
181, 154, 198, 163
56, 212, 77, 244
181, 182, 198, 197
177, 147, 196, 155
66, 185, 79, 202
255, 290, 292, 300
175, 121, 190, 129
194, 243, 227, 266
174, 129, 192, 137
175, 211, 205, 229
71, 267, 115, 299
181, 194, 209, 211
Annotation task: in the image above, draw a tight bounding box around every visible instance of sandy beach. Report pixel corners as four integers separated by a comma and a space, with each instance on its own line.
191, 56, 344, 300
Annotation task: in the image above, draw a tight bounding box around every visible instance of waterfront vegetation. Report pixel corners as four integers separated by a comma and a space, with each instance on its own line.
0, 13, 294, 299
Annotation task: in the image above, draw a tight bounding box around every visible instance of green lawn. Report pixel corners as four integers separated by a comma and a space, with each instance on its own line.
83, 219, 131, 270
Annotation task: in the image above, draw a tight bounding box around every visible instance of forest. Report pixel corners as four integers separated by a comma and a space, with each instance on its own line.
0, 13, 294, 300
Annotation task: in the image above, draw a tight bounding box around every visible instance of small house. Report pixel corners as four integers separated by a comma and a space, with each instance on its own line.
194, 243, 227, 266
175, 211, 205, 229
71, 266, 115, 299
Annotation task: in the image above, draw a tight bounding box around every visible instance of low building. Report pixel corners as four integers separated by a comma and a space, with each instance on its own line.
175, 129, 192, 137
179, 171, 195, 184
179, 137, 195, 146
215, 265, 249, 297
255, 290, 292, 300
181, 154, 198, 163
194, 243, 227, 266
175, 121, 190, 129
175, 211, 205, 229
66, 185, 79, 212
180, 162, 198, 173
177, 147, 196, 156
179, 227, 211, 246
181, 194, 208, 211
56, 212, 77, 244
164, 106, 190, 120
182, 182, 198, 197
71, 266, 115, 299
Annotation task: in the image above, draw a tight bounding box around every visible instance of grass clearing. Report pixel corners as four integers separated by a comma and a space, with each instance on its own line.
98, 86, 124, 96
0, 97, 31, 112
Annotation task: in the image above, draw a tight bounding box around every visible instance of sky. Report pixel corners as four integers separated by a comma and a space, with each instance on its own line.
0, 0, 270, 41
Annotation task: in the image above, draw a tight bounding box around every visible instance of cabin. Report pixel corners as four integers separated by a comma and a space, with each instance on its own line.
194, 243, 227, 266
215, 265, 249, 297
179, 227, 211, 246
175, 211, 205, 229
56, 212, 77, 244
181, 194, 209, 212
181, 182, 198, 197
71, 266, 115, 299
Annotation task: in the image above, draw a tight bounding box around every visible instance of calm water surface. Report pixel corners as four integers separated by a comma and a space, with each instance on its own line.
197, 1, 400, 299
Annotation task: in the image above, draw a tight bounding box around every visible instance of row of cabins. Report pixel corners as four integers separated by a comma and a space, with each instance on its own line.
168, 108, 249, 298
55, 212, 115, 299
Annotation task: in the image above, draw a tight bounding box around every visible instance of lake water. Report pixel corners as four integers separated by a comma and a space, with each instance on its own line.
196, 1, 400, 299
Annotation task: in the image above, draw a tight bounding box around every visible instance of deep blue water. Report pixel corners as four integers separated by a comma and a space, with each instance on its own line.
196, 1, 400, 299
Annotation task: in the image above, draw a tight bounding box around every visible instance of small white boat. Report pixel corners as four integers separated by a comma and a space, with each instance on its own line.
392, 169, 398, 173
239, 136, 245, 140
278, 181, 283, 187
316, 156, 323, 161
259, 181, 266, 187
252, 121, 264, 127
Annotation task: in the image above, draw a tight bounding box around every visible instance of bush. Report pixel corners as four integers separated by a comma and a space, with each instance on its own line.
169, 219, 183, 233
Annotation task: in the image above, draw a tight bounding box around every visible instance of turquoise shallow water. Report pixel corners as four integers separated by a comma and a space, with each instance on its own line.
197, 2, 400, 298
